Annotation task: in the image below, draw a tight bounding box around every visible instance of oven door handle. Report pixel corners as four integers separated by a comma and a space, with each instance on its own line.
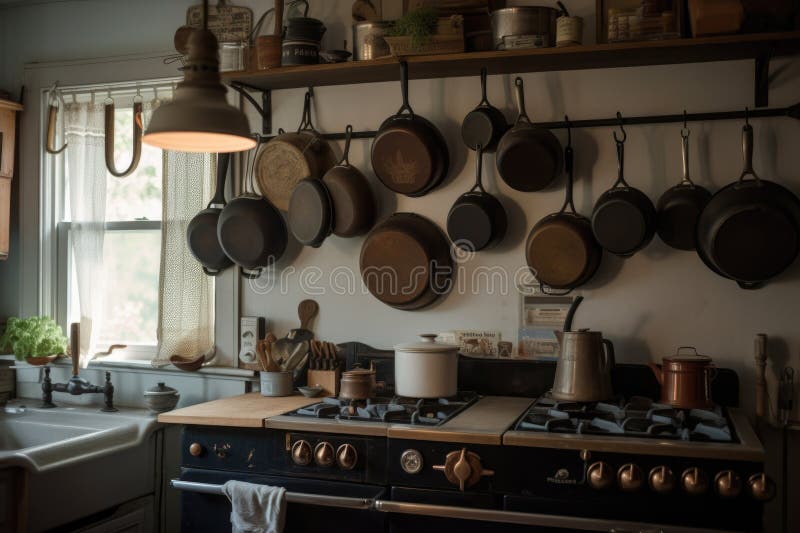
170, 479, 373, 510
373, 500, 736, 533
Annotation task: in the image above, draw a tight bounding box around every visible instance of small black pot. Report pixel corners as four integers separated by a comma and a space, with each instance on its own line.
461, 67, 507, 152
282, 39, 320, 65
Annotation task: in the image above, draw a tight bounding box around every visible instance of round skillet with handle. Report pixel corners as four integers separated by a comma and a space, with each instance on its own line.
496, 77, 562, 192
591, 119, 657, 257
696, 121, 800, 288
656, 119, 711, 251
447, 145, 507, 252
218, 141, 288, 278
186, 152, 233, 275
461, 67, 506, 153
526, 120, 602, 293
371, 61, 449, 197
323, 125, 376, 237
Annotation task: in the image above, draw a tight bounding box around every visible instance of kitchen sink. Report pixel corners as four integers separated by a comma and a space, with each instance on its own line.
0, 402, 159, 472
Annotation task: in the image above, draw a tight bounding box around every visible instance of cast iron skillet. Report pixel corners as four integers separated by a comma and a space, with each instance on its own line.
323, 125, 376, 237
527, 123, 602, 293
360, 213, 453, 310
371, 61, 450, 197
447, 145, 507, 251
461, 67, 507, 153
496, 77, 563, 192
186, 153, 233, 275
592, 125, 657, 256
218, 142, 288, 278
656, 125, 711, 251
288, 177, 334, 248
696, 123, 800, 288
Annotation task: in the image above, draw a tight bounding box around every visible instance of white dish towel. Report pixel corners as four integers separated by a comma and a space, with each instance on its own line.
222, 480, 287, 533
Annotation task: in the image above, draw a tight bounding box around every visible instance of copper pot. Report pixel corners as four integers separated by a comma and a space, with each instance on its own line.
339, 362, 384, 401
649, 347, 716, 409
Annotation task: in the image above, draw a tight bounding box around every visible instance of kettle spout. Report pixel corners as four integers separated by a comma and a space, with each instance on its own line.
648, 362, 663, 385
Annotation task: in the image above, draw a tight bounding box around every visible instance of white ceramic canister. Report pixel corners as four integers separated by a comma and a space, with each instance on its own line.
394, 334, 459, 398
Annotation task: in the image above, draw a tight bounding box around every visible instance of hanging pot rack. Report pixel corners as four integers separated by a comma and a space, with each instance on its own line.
229, 81, 800, 143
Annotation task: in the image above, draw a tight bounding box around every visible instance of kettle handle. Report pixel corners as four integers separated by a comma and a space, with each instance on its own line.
648, 362, 663, 385
601, 339, 615, 370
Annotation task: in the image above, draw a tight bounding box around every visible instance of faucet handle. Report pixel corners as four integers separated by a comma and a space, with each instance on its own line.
70, 322, 80, 377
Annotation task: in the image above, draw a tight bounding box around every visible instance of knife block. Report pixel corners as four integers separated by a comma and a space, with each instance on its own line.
307, 368, 341, 397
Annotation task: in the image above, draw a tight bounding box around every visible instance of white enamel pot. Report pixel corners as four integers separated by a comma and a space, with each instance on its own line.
394, 334, 459, 398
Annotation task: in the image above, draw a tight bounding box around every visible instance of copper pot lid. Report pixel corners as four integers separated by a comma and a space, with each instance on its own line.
664, 346, 712, 364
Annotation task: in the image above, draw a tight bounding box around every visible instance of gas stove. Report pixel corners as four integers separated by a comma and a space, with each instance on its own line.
285, 392, 479, 426
173, 347, 773, 533
516, 394, 735, 442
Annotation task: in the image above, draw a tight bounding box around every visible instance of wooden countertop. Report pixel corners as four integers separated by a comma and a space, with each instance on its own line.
157, 393, 318, 428
387, 396, 534, 445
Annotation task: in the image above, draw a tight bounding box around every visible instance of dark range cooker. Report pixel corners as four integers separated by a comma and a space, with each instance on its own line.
173, 343, 773, 532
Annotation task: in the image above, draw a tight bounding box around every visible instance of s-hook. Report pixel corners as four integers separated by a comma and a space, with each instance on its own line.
104, 92, 143, 178
613, 111, 627, 144
45, 82, 67, 154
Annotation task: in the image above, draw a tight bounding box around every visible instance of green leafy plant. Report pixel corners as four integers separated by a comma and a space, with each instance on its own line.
388, 7, 438, 49
0, 317, 68, 360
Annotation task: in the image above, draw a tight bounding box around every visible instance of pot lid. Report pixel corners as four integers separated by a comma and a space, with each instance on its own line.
394, 334, 459, 353
144, 382, 178, 396
664, 347, 712, 363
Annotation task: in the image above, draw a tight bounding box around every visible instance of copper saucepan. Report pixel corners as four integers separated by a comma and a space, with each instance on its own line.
649, 347, 717, 409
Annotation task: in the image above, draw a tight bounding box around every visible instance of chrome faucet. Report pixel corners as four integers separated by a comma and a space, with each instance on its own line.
40, 323, 117, 412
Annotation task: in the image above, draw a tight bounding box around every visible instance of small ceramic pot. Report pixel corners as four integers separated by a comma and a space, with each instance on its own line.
143, 382, 180, 413
261, 371, 293, 397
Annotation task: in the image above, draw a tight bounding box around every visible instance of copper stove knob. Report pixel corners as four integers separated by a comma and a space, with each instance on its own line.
587, 461, 614, 490
682, 467, 709, 495
648, 466, 676, 494
432, 448, 494, 492
617, 463, 644, 492
314, 442, 335, 467
715, 470, 743, 498
290, 440, 312, 466
189, 442, 204, 457
336, 443, 358, 470
747, 473, 776, 502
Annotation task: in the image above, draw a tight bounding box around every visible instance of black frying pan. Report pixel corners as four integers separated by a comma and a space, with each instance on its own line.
288, 177, 334, 248
592, 129, 656, 257
447, 145, 507, 251
656, 126, 711, 251
526, 125, 602, 293
186, 153, 233, 275
696, 123, 800, 288
461, 67, 506, 153
496, 77, 562, 192
218, 143, 288, 278
371, 61, 449, 197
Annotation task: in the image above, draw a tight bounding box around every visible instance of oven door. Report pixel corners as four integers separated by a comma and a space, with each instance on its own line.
174, 468, 386, 533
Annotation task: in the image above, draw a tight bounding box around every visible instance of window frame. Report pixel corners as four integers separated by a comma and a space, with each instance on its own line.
19, 53, 241, 367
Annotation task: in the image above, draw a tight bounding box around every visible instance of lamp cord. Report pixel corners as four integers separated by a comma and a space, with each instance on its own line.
203, 0, 209, 30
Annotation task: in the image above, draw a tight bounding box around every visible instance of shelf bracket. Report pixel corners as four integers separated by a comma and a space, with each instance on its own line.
754, 52, 771, 108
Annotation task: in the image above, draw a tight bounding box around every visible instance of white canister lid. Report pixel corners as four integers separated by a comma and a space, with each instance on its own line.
394, 334, 459, 353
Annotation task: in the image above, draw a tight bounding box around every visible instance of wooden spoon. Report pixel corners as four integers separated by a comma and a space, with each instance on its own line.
297, 299, 319, 331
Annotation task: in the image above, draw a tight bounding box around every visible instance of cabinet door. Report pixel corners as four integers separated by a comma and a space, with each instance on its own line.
0, 108, 15, 179
0, 176, 10, 260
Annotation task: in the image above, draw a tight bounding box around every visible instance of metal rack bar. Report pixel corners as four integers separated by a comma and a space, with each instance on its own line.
246, 102, 800, 143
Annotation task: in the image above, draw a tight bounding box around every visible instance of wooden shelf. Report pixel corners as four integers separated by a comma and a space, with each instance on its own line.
225, 31, 800, 92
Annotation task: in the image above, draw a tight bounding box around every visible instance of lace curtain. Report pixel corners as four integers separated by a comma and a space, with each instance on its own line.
152, 152, 216, 366
64, 102, 106, 365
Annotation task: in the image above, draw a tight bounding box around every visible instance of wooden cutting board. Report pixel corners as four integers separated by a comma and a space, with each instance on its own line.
157, 392, 317, 427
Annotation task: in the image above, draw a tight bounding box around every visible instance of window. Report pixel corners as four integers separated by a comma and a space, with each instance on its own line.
52, 85, 170, 357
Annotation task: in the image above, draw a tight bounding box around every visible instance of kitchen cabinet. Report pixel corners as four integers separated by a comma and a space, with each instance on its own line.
0, 98, 23, 261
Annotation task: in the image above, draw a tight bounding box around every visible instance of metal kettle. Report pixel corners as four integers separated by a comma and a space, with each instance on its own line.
551, 329, 615, 402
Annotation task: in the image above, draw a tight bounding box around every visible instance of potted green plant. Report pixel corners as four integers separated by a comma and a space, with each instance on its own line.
0, 316, 68, 365
384, 7, 464, 56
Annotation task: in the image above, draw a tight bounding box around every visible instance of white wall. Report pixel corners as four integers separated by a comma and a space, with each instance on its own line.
0, 1, 798, 420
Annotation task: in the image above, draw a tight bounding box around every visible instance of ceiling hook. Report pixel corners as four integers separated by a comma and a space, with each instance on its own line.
613, 111, 627, 144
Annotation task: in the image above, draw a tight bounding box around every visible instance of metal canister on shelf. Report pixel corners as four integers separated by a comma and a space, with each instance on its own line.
352, 21, 392, 60
556, 15, 583, 47
490, 7, 558, 50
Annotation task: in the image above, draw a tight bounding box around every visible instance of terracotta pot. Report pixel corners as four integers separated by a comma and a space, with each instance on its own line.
649, 347, 716, 409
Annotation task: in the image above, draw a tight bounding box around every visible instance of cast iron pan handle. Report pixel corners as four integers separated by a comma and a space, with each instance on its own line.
679, 126, 694, 186
612, 136, 629, 188
397, 61, 414, 116
558, 117, 577, 215
470, 145, 485, 193
738, 122, 762, 184
338, 125, 353, 167
513, 77, 531, 126
297, 91, 314, 132
479, 67, 490, 106
209, 153, 230, 209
